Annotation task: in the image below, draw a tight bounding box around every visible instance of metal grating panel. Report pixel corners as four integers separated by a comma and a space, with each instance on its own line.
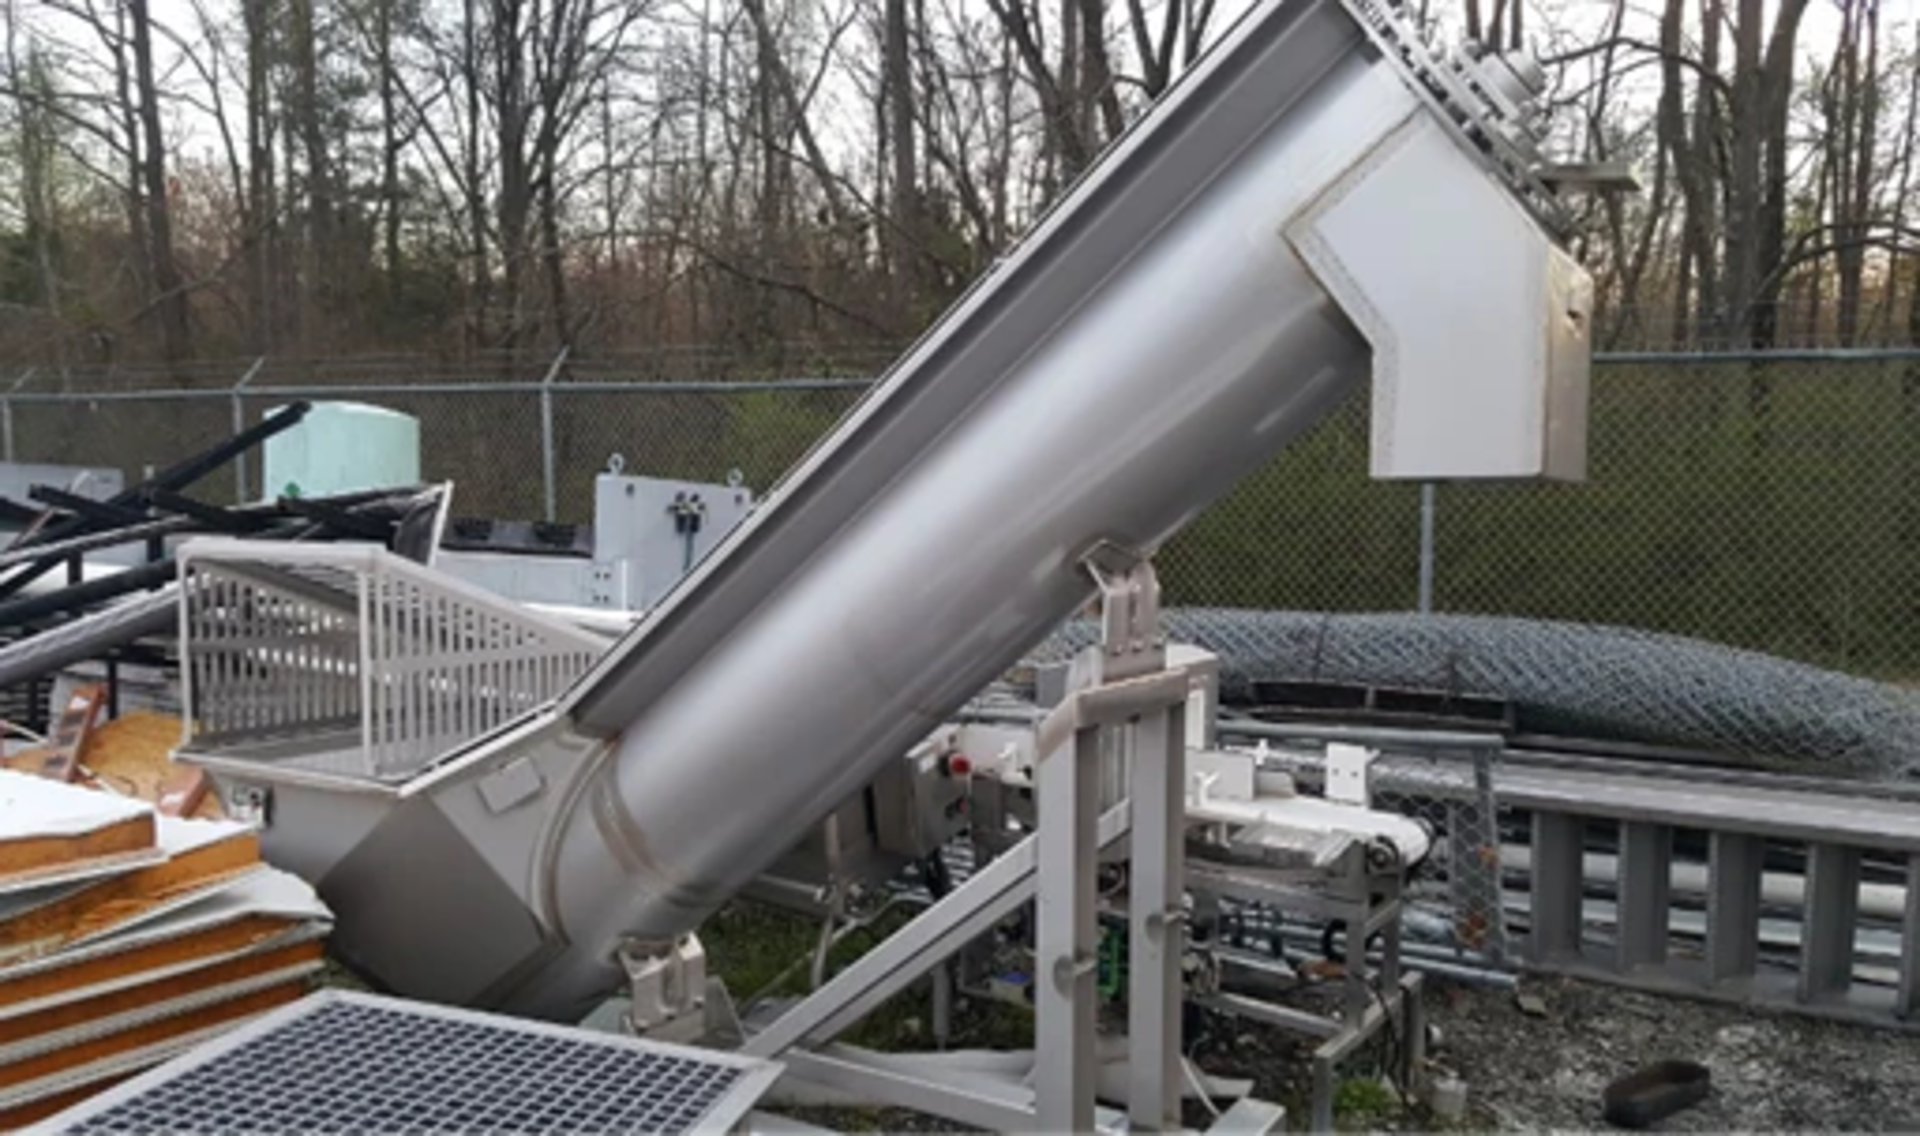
40, 990, 782, 1135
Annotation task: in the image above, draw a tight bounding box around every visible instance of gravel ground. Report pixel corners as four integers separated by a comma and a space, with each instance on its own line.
1418, 975, 1920, 1132
322, 917, 1920, 1132
765, 973, 1920, 1132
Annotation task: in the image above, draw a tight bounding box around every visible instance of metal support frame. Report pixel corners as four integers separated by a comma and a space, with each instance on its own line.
1129, 668, 1187, 1130
1308, 972, 1425, 1134
742, 551, 1191, 1134
1502, 761, 1920, 1032
1035, 700, 1102, 1133
1034, 550, 1187, 1132
1800, 843, 1861, 1003
1528, 812, 1585, 962
1617, 821, 1672, 971
741, 805, 1136, 1060
1186, 838, 1419, 1134
1706, 832, 1763, 985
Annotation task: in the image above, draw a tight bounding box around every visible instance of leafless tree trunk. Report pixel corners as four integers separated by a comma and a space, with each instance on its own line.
885, 0, 919, 317
289, 0, 331, 350
377, 0, 402, 310
129, 0, 193, 365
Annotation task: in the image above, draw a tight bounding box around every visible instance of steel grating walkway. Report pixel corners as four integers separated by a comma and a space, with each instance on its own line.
39, 990, 783, 1135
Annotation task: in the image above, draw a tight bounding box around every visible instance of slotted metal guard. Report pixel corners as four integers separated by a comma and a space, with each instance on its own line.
177, 537, 606, 785
36, 990, 784, 1135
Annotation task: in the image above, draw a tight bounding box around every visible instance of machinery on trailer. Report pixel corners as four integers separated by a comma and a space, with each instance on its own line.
57, 0, 1600, 1130
435, 456, 757, 614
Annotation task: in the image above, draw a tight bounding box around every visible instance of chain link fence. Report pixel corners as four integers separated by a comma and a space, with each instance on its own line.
9, 347, 1920, 681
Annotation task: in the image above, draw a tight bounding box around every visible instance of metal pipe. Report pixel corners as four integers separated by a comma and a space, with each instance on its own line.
525, 3, 1395, 1020
1217, 717, 1502, 751
1272, 941, 1516, 988
0, 378, 880, 403
1594, 347, 1920, 365
10, 352, 1920, 408
231, 356, 265, 505
0, 560, 177, 629
539, 347, 570, 523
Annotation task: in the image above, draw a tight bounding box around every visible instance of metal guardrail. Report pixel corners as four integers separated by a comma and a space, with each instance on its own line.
1214, 718, 1920, 1030
1508, 764, 1920, 1030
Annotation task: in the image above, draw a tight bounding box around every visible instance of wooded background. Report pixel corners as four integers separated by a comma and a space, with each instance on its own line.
0, 0, 1914, 369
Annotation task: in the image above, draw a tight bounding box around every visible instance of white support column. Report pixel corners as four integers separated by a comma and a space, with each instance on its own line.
1035, 546, 1187, 1134
1035, 720, 1102, 1134
1129, 697, 1186, 1131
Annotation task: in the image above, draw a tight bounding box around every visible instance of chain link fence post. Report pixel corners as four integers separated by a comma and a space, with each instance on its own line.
1417, 481, 1436, 613
231, 357, 266, 504
540, 346, 571, 523
1, 369, 32, 462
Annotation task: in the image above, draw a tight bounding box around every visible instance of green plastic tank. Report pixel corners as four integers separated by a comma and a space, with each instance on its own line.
262, 401, 421, 500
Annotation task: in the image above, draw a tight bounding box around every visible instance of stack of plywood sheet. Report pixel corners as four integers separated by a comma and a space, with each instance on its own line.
0, 770, 331, 1129
4, 711, 222, 822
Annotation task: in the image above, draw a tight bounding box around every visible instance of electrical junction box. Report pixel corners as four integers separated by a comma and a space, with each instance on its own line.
434, 468, 756, 612
592, 470, 754, 610
263, 401, 421, 500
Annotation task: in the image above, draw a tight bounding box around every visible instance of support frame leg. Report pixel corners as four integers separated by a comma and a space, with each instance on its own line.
1128, 700, 1186, 1131
1035, 724, 1101, 1134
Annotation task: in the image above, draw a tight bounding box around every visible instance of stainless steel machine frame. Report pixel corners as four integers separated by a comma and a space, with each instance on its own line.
723, 555, 1207, 1131
677, 559, 1429, 1133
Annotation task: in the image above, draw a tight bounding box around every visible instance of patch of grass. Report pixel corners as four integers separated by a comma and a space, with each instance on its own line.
701, 902, 825, 1002
1336, 1074, 1397, 1120
700, 898, 1039, 1056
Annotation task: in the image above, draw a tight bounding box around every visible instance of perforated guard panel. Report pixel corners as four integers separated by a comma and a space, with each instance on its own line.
39, 990, 782, 1135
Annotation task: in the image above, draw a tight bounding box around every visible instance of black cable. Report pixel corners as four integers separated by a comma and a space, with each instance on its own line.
921, 851, 954, 900
1364, 973, 1417, 1115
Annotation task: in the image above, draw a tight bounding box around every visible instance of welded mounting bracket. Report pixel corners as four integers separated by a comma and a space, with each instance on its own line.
1081, 542, 1167, 680
619, 934, 710, 1044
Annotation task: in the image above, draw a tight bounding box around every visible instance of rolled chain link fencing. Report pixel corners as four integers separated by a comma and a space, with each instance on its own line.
1028, 608, 1920, 779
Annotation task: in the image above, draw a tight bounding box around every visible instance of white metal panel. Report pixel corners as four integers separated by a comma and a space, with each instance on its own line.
1287, 114, 1592, 480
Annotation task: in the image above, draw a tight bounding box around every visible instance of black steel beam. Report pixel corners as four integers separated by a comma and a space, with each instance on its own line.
0, 402, 312, 600
276, 495, 396, 541
29, 485, 149, 527
146, 489, 276, 534
0, 517, 193, 571
0, 560, 177, 631
0, 497, 45, 526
